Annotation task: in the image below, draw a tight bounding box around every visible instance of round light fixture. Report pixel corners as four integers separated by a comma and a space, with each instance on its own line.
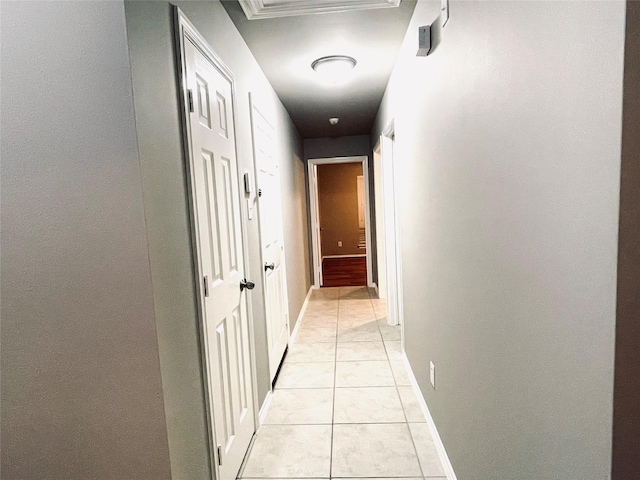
311, 55, 356, 84
329, 117, 339, 125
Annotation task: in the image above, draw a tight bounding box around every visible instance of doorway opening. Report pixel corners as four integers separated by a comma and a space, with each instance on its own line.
308, 156, 373, 288
373, 122, 403, 328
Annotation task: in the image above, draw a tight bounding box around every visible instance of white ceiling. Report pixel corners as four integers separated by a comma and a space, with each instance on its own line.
221, 0, 417, 138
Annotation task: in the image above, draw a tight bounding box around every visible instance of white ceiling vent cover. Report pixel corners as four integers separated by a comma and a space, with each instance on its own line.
239, 0, 401, 20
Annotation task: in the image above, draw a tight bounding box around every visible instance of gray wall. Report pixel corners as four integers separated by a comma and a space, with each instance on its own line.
612, 1, 640, 478
278, 115, 311, 331
372, 1, 625, 479
124, 1, 308, 477
1, 2, 172, 479
303, 134, 370, 161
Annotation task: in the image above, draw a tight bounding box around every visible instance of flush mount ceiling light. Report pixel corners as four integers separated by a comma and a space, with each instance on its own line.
311, 55, 357, 84
329, 117, 339, 125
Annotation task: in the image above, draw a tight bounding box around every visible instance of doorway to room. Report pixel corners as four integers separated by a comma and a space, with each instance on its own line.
308, 156, 372, 288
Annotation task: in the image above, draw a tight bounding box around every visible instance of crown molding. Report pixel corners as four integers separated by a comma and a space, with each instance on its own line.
238, 0, 401, 20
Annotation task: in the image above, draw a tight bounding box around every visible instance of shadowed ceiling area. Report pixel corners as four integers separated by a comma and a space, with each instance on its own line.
221, 0, 417, 138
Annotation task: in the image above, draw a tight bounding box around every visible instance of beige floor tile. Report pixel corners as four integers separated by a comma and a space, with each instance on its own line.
264, 388, 333, 424
335, 361, 394, 387
337, 322, 382, 342
333, 387, 405, 423
276, 362, 335, 389
378, 319, 402, 341
390, 360, 411, 386
241, 425, 331, 478
286, 342, 336, 363
397, 386, 425, 422
295, 325, 337, 344
331, 423, 422, 477
336, 341, 387, 361
409, 423, 447, 477
302, 317, 338, 329
338, 287, 371, 299
311, 288, 340, 300
384, 340, 403, 360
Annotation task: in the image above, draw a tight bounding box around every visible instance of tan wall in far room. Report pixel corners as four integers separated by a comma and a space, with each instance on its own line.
318, 162, 364, 256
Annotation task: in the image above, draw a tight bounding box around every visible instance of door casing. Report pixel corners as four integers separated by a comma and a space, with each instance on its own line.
307, 156, 373, 288
173, 8, 260, 479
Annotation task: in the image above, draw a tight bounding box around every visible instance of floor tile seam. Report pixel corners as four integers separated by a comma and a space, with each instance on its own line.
329, 301, 339, 480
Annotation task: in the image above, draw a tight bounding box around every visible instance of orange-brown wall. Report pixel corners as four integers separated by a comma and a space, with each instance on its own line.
317, 162, 363, 256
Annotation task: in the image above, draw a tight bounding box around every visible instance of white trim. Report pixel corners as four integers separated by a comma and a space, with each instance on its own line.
307, 156, 373, 289
238, 0, 399, 20
258, 390, 273, 426
288, 286, 314, 346
322, 254, 366, 259
402, 352, 457, 480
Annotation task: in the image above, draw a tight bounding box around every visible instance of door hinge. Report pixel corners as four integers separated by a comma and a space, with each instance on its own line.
217, 445, 222, 466
203, 275, 209, 297
187, 89, 194, 113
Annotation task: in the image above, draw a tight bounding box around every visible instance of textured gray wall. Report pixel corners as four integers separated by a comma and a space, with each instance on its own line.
372, 1, 625, 479
304, 134, 371, 161
1, 2, 172, 479
277, 116, 311, 332
124, 2, 308, 477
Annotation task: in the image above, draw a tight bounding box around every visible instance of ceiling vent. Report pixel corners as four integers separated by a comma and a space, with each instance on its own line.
239, 0, 400, 20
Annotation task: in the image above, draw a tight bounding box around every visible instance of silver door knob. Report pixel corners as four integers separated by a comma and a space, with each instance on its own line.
264, 263, 275, 271
240, 279, 255, 292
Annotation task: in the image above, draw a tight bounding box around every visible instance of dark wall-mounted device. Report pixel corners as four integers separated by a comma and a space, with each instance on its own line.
417, 25, 431, 57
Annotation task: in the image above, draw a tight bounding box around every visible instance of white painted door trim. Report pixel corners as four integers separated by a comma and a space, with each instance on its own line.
173, 8, 260, 479
376, 121, 403, 331
307, 156, 373, 288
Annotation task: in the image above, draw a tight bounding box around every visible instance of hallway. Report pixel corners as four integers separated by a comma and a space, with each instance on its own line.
239, 287, 446, 479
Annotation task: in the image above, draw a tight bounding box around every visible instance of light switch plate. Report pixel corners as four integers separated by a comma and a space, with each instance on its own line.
430, 361, 436, 388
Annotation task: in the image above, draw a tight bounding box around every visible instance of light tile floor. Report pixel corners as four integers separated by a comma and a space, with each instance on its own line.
240, 286, 447, 480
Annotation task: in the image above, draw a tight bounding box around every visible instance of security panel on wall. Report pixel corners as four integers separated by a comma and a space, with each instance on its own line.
416, 25, 431, 56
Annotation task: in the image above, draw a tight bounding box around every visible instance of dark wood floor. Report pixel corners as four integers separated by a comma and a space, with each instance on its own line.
322, 256, 367, 287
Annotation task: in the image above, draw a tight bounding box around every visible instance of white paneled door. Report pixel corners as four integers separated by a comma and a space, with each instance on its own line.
250, 96, 290, 382
178, 13, 255, 480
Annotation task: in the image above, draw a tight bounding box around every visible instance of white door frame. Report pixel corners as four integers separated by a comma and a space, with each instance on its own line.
374, 121, 404, 328
174, 8, 260, 478
308, 156, 373, 288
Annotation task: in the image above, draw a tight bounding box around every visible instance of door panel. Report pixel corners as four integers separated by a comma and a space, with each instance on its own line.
182, 32, 255, 480
250, 97, 290, 382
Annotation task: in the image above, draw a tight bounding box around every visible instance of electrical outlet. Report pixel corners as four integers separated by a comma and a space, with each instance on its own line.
338, 241, 342, 247
430, 361, 436, 388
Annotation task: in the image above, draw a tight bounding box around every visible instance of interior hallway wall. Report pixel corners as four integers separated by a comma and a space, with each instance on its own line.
1, 2, 172, 479
124, 2, 308, 478
372, 1, 626, 479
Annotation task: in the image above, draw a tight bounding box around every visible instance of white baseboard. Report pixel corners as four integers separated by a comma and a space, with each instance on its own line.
258, 389, 273, 426
288, 286, 314, 346
402, 353, 457, 480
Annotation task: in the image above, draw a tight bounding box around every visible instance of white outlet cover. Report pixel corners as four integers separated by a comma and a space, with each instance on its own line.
430, 361, 435, 388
